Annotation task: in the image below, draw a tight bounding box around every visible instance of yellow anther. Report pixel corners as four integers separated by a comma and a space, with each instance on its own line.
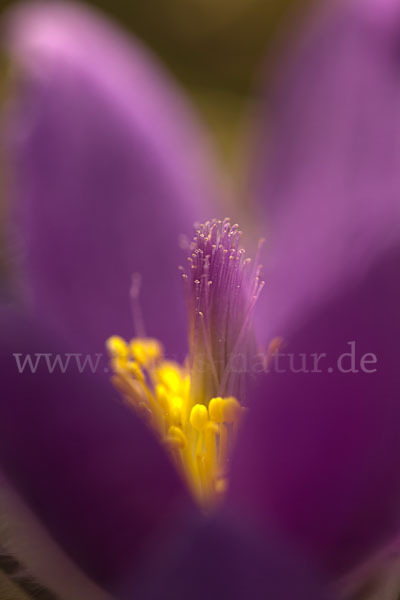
110, 356, 128, 374
155, 384, 168, 409
206, 421, 219, 436
157, 362, 183, 394
125, 360, 144, 381
190, 404, 208, 431
209, 397, 224, 422
166, 426, 187, 449
106, 336, 130, 359
168, 395, 183, 424
107, 333, 246, 507
223, 396, 241, 423
131, 338, 163, 365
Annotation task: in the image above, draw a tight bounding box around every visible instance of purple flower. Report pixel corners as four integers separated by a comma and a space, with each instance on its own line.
1, 0, 400, 597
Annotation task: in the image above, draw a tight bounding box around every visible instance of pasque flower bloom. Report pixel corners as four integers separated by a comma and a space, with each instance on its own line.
1, 0, 400, 598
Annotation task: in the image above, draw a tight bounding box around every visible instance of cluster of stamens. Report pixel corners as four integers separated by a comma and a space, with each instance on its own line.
107, 335, 244, 506
107, 219, 263, 508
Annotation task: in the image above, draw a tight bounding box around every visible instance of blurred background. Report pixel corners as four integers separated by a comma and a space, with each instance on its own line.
0, 0, 317, 172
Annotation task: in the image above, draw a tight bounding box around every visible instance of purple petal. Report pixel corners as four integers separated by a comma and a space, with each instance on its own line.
231, 0, 400, 576
229, 244, 400, 576
357, 0, 400, 36
252, 0, 400, 344
128, 514, 331, 600
0, 307, 195, 593
2, 1, 224, 359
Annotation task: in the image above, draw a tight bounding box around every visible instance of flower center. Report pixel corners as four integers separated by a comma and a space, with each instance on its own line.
106, 219, 263, 508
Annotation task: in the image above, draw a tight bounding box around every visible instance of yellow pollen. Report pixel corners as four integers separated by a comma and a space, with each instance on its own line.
107, 336, 245, 508
131, 338, 163, 366
209, 396, 224, 423
106, 335, 130, 359
190, 404, 208, 431
223, 397, 241, 423
157, 362, 183, 394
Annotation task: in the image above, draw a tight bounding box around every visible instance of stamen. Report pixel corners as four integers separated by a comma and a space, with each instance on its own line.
106, 335, 246, 506
106, 218, 263, 508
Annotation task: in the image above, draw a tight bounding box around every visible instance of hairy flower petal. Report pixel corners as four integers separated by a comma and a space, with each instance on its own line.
252, 0, 400, 343
2, 1, 224, 359
233, 0, 400, 575
128, 514, 331, 600
229, 244, 400, 575
0, 308, 195, 593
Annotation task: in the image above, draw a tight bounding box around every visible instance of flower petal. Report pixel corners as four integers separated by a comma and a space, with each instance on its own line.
252, 0, 400, 344
2, 1, 224, 359
234, 0, 400, 576
356, 0, 400, 36
229, 243, 400, 576
0, 308, 195, 593
129, 514, 331, 600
